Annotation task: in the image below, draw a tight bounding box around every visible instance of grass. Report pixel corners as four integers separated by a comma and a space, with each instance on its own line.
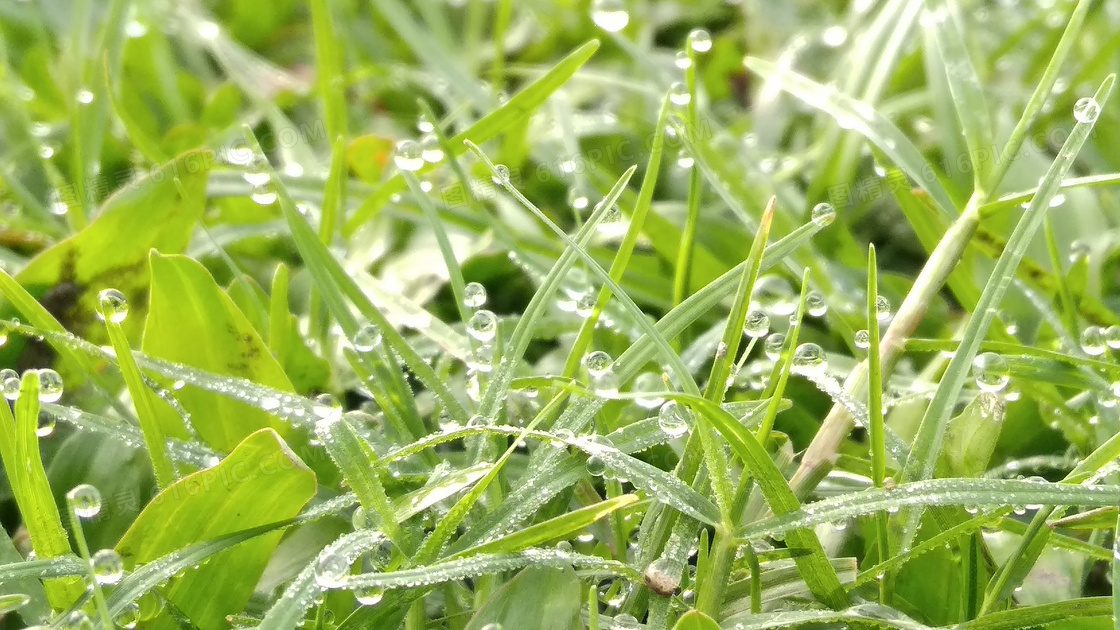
1, 0, 1120, 628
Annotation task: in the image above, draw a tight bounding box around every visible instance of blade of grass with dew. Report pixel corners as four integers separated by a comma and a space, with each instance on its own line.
896, 74, 1115, 552
344, 40, 600, 235
677, 393, 848, 609
454, 495, 638, 557
0, 556, 86, 583
114, 429, 316, 629
315, 412, 405, 549
319, 135, 347, 244
102, 291, 177, 489
404, 171, 470, 324
241, 127, 469, 429
924, 0, 994, 191
0, 371, 84, 608
866, 244, 892, 604
744, 57, 957, 219
560, 94, 672, 378
740, 478, 1120, 540
672, 39, 705, 313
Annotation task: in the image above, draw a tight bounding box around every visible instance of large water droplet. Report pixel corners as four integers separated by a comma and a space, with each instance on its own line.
1074, 96, 1101, 124
36, 411, 55, 437
38, 369, 64, 403
353, 324, 382, 352
1106, 325, 1120, 349
585, 351, 614, 377
1, 369, 19, 401
753, 275, 796, 316
764, 333, 786, 360
1080, 326, 1107, 356
792, 343, 827, 375
806, 291, 828, 317
567, 187, 590, 211
67, 484, 102, 519
972, 352, 1010, 393
811, 202, 836, 227
875, 295, 892, 322
687, 28, 712, 53
315, 553, 351, 588
586, 455, 607, 476
463, 282, 488, 309
91, 548, 123, 585
658, 400, 689, 438
393, 140, 424, 172
354, 584, 385, 605
591, 0, 629, 32
250, 183, 277, 205
115, 602, 140, 629
633, 372, 665, 409
674, 50, 692, 70
744, 310, 770, 338
854, 329, 870, 349
467, 310, 498, 342
669, 82, 690, 106
420, 135, 444, 163
96, 288, 129, 323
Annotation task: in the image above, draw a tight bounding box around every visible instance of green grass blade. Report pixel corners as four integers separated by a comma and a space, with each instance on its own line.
924, 0, 994, 191
310, 0, 347, 142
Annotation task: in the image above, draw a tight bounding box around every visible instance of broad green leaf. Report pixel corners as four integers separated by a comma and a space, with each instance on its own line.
672, 610, 722, 630
115, 429, 316, 630
343, 40, 601, 235
0, 150, 209, 372
464, 566, 581, 630
143, 253, 298, 453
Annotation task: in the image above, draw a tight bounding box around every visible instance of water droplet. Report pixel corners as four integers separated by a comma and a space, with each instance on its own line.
687, 28, 712, 53
250, 183, 277, 205
806, 291, 828, 317
61, 610, 93, 630
792, 343, 827, 375
67, 484, 102, 519
658, 400, 689, 438
463, 282, 487, 309
764, 333, 786, 360
669, 82, 691, 106
575, 292, 597, 318
821, 25, 848, 47
1, 369, 19, 401
1080, 326, 1107, 356
91, 548, 123, 585
1104, 325, 1120, 349
586, 455, 607, 476
811, 202, 836, 227
567, 188, 590, 211
417, 113, 435, 133
354, 585, 384, 605
743, 310, 770, 338
393, 140, 424, 172
115, 602, 140, 628
972, 353, 1010, 393
315, 553, 350, 588
676, 149, 694, 169
36, 411, 54, 437
1074, 96, 1101, 124
467, 310, 498, 342
492, 164, 511, 185
853, 329, 870, 350
76, 89, 94, 105
591, 0, 629, 32
585, 351, 613, 377
353, 324, 382, 351
480, 624, 503, 630
674, 50, 692, 69
96, 288, 128, 323
197, 20, 220, 40
38, 369, 63, 403
420, 135, 444, 163
242, 159, 271, 186
875, 295, 892, 322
